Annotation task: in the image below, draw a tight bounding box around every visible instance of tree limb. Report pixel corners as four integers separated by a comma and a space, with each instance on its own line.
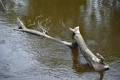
15, 18, 109, 71
69, 26, 109, 71
15, 18, 72, 47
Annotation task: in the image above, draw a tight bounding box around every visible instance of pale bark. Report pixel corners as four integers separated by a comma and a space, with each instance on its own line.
15, 18, 109, 71
69, 26, 109, 71
15, 18, 72, 47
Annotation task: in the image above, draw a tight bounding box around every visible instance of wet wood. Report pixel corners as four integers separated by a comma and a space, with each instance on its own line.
15, 18, 109, 71
69, 26, 109, 71
15, 18, 72, 47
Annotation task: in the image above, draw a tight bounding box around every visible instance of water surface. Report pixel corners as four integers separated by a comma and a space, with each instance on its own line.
0, 0, 120, 80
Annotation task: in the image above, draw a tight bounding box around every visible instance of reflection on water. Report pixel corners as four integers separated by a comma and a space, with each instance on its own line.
11, 0, 29, 16
0, 0, 29, 24
0, 0, 120, 80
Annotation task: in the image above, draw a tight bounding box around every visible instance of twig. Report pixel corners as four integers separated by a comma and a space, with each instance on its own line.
15, 18, 72, 47
28, 20, 36, 27
37, 17, 52, 34
35, 15, 43, 20
62, 21, 65, 27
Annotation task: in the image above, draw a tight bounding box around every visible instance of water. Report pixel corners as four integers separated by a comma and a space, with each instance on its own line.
0, 0, 120, 80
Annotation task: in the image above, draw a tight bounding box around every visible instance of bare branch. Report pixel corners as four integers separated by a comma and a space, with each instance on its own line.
27, 16, 52, 35
15, 18, 72, 47
37, 17, 52, 34
15, 18, 109, 71
70, 26, 109, 71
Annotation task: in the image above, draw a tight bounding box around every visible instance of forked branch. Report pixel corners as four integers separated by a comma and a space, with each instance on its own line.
15, 18, 72, 47
15, 18, 109, 71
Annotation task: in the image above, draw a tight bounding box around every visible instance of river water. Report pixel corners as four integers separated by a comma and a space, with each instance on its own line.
0, 0, 120, 80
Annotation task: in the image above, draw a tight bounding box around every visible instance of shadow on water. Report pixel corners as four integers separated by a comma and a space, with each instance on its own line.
71, 47, 92, 72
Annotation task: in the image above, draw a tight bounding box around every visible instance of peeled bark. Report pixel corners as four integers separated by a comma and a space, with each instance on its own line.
15, 18, 109, 71
15, 18, 72, 47
69, 26, 109, 71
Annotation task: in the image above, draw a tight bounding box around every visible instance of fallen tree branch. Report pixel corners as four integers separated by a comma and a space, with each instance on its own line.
69, 26, 109, 71
15, 18, 109, 71
15, 18, 73, 47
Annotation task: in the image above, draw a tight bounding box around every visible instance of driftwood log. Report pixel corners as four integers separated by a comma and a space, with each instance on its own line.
69, 26, 109, 71
15, 18, 109, 71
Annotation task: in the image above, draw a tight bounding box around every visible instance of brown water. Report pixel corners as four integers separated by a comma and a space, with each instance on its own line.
0, 0, 120, 80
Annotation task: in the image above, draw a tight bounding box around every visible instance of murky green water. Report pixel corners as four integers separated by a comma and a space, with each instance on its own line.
0, 0, 120, 80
